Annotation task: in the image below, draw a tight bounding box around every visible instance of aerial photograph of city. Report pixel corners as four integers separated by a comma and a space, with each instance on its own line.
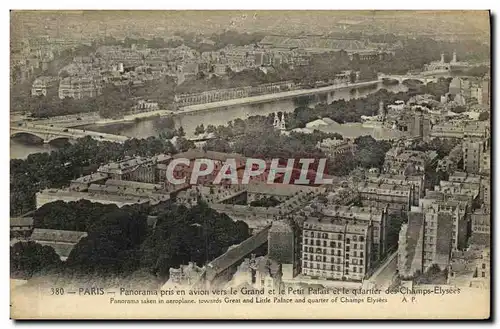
9, 10, 491, 320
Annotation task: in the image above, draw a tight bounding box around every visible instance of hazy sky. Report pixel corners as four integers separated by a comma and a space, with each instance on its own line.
11, 10, 490, 40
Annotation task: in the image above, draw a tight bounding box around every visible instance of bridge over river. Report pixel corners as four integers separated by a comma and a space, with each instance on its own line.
11, 72, 450, 146
10, 123, 130, 144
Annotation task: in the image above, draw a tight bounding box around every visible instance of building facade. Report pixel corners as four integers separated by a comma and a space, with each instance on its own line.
31, 76, 58, 96
357, 182, 413, 215
462, 139, 486, 174
301, 217, 372, 282
398, 209, 454, 278
471, 208, 490, 235
97, 156, 156, 183
58, 77, 102, 99
317, 138, 356, 159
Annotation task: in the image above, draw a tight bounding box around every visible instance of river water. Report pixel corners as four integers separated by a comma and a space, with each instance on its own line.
10, 82, 408, 159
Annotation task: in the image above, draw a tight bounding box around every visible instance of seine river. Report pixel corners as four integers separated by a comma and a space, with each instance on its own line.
10, 82, 408, 159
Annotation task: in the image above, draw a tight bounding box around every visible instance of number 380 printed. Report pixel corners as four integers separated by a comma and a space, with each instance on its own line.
50, 288, 65, 295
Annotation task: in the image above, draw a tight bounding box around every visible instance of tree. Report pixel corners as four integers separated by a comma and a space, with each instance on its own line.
96, 87, 133, 119
10, 135, 178, 216
196, 71, 206, 80
59, 70, 70, 79
478, 112, 490, 121
414, 264, 448, 284
327, 152, 356, 176
353, 136, 391, 170
203, 138, 232, 153
387, 213, 407, 250
463, 65, 489, 77
349, 71, 357, 83
422, 78, 452, 98
358, 65, 377, 81
412, 138, 460, 159
33, 200, 118, 232
451, 105, 467, 113
206, 125, 217, 134
139, 203, 250, 279
159, 130, 176, 140
194, 124, 205, 135
176, 126, 186, 137
176, 137, 195, 152
11, 241, 62, 279
65, 207, 148, 276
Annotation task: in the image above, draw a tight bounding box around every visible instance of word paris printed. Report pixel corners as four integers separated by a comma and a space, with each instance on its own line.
10, 10, 491, 320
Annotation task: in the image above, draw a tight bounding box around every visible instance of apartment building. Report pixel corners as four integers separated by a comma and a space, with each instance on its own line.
398, 209, 453, 278
31, 76, 58, 96
357, 182, 413, 215
383, 147, 437, 176
301, 217, 372, 282
430, 121, 489, 141
420, 197, 468, 251
471, 206, 489, 235
448, 246, 490, 289
480, 148, 490, 175
97, 156, 157, 183
317, 138, 356, 159
314, 205, 388, 262
58, 76, 102, 99
462, 139, 486, 174
364, 173, 425, 206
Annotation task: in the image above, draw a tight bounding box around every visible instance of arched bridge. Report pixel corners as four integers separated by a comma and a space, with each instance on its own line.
378, 73, 448, 84
10, 124, 130, 144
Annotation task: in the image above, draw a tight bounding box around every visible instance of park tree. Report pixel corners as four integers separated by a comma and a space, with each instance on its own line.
11, 241, 62, 279
65, 207, 148, 276
139, 203, 250, 279
386, 212, 408, 250
176, 126, 186, 137
176, 137, 195, 152
194, 124, 205, 135
205, 124, 217, 134
203, 138, 232, 153
354, 136, 391, 170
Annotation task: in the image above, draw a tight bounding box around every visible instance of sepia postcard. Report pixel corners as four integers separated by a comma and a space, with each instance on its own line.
10, 10, 491, 320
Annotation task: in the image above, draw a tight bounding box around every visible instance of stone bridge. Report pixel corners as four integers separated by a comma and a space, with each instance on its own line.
378, 73, 447, 84
10, 124, 130, 144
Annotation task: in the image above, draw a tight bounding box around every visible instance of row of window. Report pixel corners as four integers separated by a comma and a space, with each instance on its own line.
303, 231, 365, 242
302, 267, 363, 276
303, 247, 366, 257
303, 255, 364, 264
303, 239, 365, 249
303, 262, 364, 274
